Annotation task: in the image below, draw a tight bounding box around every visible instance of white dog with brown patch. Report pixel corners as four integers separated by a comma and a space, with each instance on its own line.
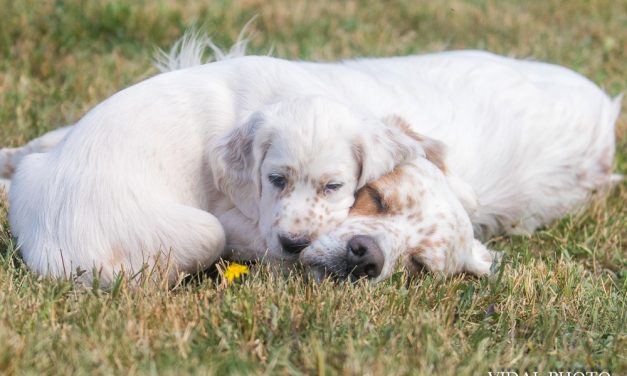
1, 36, 621, 285
301, 93, 620, 282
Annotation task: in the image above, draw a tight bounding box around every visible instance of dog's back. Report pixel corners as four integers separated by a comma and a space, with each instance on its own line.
325, 51, 621, 237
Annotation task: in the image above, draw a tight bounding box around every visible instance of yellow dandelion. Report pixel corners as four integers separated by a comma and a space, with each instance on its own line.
223, 262, 249, 284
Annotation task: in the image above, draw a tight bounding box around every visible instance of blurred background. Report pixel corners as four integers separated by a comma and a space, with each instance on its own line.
1, 0, 625, 146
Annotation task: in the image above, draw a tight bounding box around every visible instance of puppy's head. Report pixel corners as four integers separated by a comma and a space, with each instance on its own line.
300, 129, 494, 282
214, 96, 427, 260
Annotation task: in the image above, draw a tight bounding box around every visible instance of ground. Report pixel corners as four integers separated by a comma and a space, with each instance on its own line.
0, 0, 625, 374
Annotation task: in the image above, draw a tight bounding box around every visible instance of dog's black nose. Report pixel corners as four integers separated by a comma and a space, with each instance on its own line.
346, 235, 384, 279
279, 234, 310, 254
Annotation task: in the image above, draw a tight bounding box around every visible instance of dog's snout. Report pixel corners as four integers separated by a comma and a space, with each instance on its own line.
279, 234, 311, 254
346, 235, 384, 279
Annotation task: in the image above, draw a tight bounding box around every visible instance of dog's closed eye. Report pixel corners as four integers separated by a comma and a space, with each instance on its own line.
351, 185, 387, 215
323, 182, 344, 195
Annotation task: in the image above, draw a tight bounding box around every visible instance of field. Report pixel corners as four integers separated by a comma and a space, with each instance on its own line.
0, 0, 625, 374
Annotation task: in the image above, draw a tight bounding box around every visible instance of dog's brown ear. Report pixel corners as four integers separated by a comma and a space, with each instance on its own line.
212, 112, 272, 220
382, 115, 448, 173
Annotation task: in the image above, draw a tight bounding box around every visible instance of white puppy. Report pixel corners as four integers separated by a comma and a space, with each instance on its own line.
2, 37, 621, 285
6, 58, 424, 285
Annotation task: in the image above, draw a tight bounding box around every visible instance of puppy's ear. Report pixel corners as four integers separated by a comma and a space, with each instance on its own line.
212, 112, 272, 221
353, 115, 448, 187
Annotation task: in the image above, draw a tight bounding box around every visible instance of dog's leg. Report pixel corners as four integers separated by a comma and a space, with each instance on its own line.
150, 204, 227, 284
1, 125, 73, 180
10, 152, 226, 286
13, 201, 227, 286
218, 207, 267, 261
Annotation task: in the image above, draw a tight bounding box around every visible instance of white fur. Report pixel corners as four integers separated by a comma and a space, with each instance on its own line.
299, 59, 620, 280
2, 35, 620, 285
7, 57, 422, 285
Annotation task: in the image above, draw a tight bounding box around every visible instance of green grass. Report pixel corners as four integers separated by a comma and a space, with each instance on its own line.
1, 0, 625, 374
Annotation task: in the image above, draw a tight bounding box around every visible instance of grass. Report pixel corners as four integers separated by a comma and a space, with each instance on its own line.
0, 0, 625, 374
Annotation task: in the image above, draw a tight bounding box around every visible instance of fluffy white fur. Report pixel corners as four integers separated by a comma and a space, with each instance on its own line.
1, 36, 620, 285
4, 57, 425, 285
299, 59, 621, 281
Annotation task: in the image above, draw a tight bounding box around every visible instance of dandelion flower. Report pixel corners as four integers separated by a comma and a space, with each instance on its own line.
223, 262, 249, 283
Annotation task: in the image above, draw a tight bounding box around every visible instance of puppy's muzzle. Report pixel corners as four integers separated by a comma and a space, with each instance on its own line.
346, 235, 384, 279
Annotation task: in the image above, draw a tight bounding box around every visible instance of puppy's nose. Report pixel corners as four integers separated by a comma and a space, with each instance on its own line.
279, 234, 310, 254
346, 235, 384, 279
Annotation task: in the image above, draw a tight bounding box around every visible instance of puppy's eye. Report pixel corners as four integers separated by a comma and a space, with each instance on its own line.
324, 182, 344, 195
268, 174, 287, 190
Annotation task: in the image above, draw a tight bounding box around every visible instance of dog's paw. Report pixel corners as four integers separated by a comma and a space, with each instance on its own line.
465, 239, 496, 276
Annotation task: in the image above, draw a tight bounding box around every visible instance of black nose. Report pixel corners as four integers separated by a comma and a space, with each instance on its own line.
279, 234, 310, 254
346, 235, 384, 279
